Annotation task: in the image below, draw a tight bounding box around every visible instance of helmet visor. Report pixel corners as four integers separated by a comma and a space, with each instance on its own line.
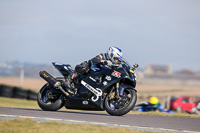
114, 57, 121, 64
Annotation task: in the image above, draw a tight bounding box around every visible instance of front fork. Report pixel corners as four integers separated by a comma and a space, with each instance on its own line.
109, 82, 126, 110
109, 82, 121, 100
116, 82, 120, 98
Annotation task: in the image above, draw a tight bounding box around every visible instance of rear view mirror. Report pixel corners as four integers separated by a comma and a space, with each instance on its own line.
133, 64, 139, 68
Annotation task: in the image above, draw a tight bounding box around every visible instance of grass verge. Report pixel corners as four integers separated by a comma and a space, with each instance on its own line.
0, 97, 39, 109
0, 118, 154, 133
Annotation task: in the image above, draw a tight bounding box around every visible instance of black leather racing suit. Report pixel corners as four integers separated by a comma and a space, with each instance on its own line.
75, 53, 113, 75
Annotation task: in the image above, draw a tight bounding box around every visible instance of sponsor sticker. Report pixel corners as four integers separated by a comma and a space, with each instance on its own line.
111, 71, 121, 78
55, 63, 63, 65
64, 66, 68, 70
103, 81, 108, 86
89, 76, 96, 82
81, 80, 102, 102
82, 101, 89, 105
130, 69, 134, 73
105, 76, 111, 81
42, 72, 49, 78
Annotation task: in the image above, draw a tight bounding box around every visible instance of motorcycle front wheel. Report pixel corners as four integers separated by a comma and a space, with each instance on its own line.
37, 83, 65, 111
104, 88, 137, 116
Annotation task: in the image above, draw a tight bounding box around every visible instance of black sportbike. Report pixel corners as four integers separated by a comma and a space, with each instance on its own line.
37, 58, 138, 116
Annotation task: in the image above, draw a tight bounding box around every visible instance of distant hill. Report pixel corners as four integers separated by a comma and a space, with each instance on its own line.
0, 61, 58, 78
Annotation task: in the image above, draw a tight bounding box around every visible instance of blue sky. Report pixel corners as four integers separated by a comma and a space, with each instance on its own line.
0, 0, 199, 72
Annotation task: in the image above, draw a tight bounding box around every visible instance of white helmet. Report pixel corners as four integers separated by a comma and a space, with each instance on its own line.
107, 46, 123, 64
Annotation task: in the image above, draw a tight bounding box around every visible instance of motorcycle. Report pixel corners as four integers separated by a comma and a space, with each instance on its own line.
37, 58, 138, 116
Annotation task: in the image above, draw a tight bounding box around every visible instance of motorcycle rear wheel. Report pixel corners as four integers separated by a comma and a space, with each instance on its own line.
105, 88, 137, 116
37, 83, 65, 111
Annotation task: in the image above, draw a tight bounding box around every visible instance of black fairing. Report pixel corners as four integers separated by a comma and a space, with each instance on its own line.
52, 62, 74, 77
65, 96, 103, 110
65, 65, 137, 110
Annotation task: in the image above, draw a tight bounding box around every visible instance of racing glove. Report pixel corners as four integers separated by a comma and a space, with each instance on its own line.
102, 60, 113, 66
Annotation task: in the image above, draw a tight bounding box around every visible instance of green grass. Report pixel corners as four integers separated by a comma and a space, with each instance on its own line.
0, 97, 39, 109
129, 111, 200, 118
0, 118, 155, 133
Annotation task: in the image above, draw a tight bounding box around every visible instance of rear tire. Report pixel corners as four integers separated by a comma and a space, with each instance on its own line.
37, 84, 65, 111
105, 88, 137, 116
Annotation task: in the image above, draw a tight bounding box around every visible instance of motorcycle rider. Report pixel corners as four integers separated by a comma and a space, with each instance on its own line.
65, 46, 123, 90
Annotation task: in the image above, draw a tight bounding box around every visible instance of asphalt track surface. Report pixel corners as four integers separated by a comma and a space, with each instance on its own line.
0, 107, 200, 133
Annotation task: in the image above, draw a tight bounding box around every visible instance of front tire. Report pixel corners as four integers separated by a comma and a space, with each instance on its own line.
105, 88, 137, 116
37, 83, 65, 111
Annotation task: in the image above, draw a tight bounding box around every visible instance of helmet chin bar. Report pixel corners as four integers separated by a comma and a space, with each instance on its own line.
107, 46, 123, 64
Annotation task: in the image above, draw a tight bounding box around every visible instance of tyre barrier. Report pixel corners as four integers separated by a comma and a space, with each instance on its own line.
0, 84, 14, 98
0, 84, 37, 100
27, 90, 37, 100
